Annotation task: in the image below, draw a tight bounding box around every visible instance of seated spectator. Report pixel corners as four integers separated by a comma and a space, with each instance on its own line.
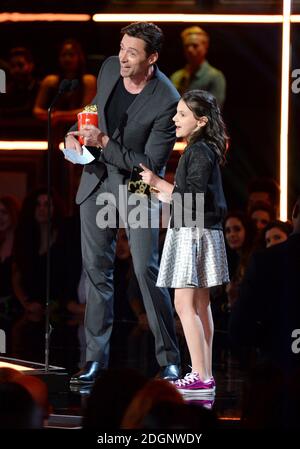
12, 188, 66, 313
0, 195, 20, 315
0, 47, 40, 118
0, 382, 43, 429
0, 367, 51, 425
13, 374, 51, 425
264, 220, 293, 248
229, 195, 300, 384
82, 368, 147, 429
33, 38, 96, 132
170, 26, 226, 108
229, 197, 300, 428
246, 176, 280, 219
121, 378, 184, 429
223, 211, 256, 308
210, 211, 256, 355
248, 200, 276, 231
0, 367, 20, 383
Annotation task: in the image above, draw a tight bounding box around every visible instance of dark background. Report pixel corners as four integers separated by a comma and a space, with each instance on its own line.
0, 1, 299, 214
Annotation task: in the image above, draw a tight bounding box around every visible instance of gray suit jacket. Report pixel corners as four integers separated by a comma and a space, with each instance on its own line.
74, 56, 180, 204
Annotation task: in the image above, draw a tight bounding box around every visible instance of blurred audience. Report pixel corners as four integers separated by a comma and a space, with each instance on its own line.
0, 195, 20, 315
0, 382, 43, 429
170, 26, 226, 107
248, 200, 275, 232
264, 220, 293, 248
0, 367, 20, 383
33, 38, 96, 133
0, 367, 51, 426
12, 188, 66, 313
0, 47, 40, 118
13, 374, 51, 425
223, 211, 257, 308
229, 195, 300, 383
247, 177, 280, 219
121, 378, 183, 429
82, 368, 147, 429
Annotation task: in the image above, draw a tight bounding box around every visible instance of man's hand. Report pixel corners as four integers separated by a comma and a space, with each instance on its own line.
67, 124, 109, 148
64, 133, 83, 155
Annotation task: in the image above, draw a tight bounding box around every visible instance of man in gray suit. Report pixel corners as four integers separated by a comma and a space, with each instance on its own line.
65, 22, 181, 384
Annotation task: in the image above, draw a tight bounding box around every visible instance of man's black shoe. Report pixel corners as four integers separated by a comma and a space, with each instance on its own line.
156, 364, 181, 381
69, 384, 93, 395
70, 361, 102, 385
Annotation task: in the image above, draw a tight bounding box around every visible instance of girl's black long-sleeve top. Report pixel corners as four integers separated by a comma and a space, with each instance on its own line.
170, 139, 227, 229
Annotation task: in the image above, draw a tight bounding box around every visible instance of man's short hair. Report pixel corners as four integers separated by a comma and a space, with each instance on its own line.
247, 177, 280, 206
121, 22, 164, 56
180, 26, 209, 45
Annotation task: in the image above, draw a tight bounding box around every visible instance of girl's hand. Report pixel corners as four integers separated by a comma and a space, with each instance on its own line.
139, 163, 159, 187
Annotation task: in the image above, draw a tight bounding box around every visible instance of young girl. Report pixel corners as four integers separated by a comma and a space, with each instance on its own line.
140, 89, 229, 394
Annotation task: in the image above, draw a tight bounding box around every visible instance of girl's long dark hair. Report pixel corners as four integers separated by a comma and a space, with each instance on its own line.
182, 89, 229, 165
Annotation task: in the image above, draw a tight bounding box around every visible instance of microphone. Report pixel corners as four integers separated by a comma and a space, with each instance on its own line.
70, 79, 79, 91
58, 78, 72, 93
44, 76, 79, 371
58, 78, 79, 94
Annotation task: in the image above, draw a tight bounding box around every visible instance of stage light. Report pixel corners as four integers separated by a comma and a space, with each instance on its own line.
174, 142, 186, 151
290, 15, 300, 22
0, 13, 90, 22
279, 0, 291, 221
0, 141, 48, 150
0, 360, 34, 372
0, 10, 292, 218
92, 13, 283, 23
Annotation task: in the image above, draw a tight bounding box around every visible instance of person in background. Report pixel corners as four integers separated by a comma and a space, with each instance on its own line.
229, 196, 300, 428
263, 220, 293, 248
0, 195, 20, 314
140, 89, 229, 394
170, 26, 226, 108
33, 38, 96, 128
246, 177, 280, 219
248, 200, 275, 232
121, 378, 184, 429
224, 211, 256, 308
12, 188, 66, 314
0, 382, 43, 429
82, 368, 147, 429
0, 47, 40, 118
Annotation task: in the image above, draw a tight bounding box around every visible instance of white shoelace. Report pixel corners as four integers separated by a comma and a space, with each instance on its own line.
175, 372, 199, 387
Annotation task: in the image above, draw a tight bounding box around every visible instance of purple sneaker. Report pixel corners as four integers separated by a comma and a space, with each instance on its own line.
174, 372, 216, 395
210, 376, 216, 390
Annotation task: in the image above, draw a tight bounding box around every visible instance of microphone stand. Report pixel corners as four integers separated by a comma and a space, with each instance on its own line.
45, 80, 72, 371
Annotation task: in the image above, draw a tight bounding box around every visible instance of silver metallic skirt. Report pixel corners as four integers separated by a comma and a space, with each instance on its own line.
157, 227, 229, 289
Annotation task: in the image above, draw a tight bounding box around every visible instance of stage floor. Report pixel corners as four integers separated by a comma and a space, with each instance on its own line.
0, 308, 245, 429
